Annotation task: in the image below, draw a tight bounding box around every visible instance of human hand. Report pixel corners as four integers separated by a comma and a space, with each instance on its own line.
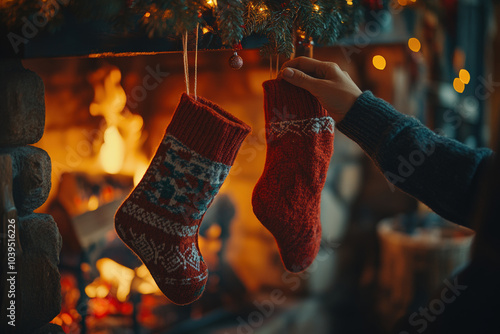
279, 57, 362, 123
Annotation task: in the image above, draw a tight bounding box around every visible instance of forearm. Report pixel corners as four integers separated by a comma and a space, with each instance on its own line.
337, 91, 493, 227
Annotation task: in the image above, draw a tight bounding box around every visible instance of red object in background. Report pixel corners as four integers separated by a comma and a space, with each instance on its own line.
232, 42, 243, 50
363, 0, 384, 10
441, 0, 458, 8
229, 52, 244, 70
51, 273, 82, 333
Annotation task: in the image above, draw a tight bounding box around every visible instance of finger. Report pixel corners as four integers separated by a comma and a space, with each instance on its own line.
279, 67, 323, 94
281, 57, 336, 79
281, 57, 323, 71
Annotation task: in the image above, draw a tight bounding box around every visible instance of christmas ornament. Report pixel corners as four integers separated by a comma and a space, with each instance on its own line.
252, 79, 334, 273
228, 51, 243, 70
115, 94, 250, 305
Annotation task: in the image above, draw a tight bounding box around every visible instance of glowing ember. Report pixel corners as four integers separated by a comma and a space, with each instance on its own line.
96, 258, 135, 302
87, 195, 99, 211
134, 265, 161, 295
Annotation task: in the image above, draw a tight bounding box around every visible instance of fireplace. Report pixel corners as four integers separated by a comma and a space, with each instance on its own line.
2, 0, 488, 330
16, 48, 356, 333
1, 38, 444, 333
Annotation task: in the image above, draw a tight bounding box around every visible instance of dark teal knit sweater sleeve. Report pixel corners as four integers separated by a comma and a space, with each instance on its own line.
337, 91, 493, 227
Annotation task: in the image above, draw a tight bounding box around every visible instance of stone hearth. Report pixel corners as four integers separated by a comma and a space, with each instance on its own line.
0, 58, 64, 334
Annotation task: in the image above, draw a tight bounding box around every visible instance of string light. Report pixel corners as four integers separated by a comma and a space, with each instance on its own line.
372, 55, 386, 70
453, 78, 465, 93
408, 37, 421, 52
346, 0, 353, 5
313, 4, 320, 11
459, 69, 470, 84
143, 12, 150, 18
206, 0, 217, 7
256, 5, 269, 18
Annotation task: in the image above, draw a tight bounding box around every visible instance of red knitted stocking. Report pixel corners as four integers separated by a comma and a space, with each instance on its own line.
115, 94, 250, 304
252, 79, 334, 272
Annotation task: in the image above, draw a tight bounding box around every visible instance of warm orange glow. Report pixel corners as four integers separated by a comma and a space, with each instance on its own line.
94, 258, 135, 302
372, 55, 386, 70
144, 12, 151, 18
51, 316, 63, 326
85, 283, 97, 298
398, 0, 408, 5
346, 0, 353, 5
60, 313, 73, 325
135, 265, 161, 295
408, 37, 421, 52
99, 126, 126, 174
207, 224, 222, 239
88, 66, 148, 178
89, 68, 127, 174
87, 195, 99, 211
133, 159, 149, 186
459, 69, 470, 84
206, 0, 217, 6
313, 4, 320, 11
453, 78, 465, 93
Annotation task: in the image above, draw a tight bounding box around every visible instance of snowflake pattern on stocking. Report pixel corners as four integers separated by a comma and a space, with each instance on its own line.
123, 135, 230, 235
161, 243, 202, 273
268, 116, 335, 139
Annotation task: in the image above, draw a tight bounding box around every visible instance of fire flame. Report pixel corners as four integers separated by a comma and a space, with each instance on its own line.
88, 66, 148, 180
86, 258, 135, 302
99, 126, 126, 174
85, 258, 162, 303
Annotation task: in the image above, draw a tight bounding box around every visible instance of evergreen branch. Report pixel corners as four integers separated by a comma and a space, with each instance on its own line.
217, 0, 245, 46
1, 0, 369, 55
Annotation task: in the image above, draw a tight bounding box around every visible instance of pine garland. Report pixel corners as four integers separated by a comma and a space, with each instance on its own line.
217, 0, 245, 48
0, 0, 383, 57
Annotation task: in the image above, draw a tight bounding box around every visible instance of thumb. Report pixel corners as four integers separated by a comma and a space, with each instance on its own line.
280, 67, 321, 95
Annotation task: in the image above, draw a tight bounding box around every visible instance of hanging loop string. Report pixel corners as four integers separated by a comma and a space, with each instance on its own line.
182, 30, 190, 96
269, 56, 273, 79
194, 23, 199, 101
269, 53, 280, 79
276, 53, 279, 78
182, 25, 200, 100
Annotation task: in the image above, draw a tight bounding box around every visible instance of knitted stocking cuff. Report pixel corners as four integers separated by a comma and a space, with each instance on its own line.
167, 93, 251, 165
262, 79, 328, 123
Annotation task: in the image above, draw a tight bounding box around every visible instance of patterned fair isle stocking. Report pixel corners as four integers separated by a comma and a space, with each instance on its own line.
115, 93, 250, 304
252, 79, 334, 272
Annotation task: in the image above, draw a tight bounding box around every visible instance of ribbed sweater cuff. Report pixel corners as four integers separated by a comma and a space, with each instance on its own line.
262, 79, 327, 123
336, 91, 403, 157
167, 93, 251, 165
